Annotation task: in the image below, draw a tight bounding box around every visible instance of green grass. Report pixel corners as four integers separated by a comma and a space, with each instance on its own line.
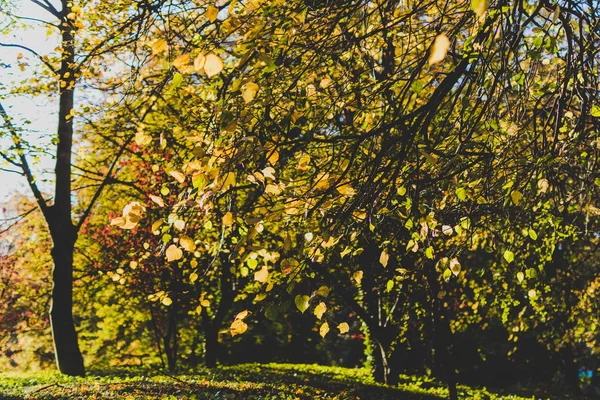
0, 363, 545, 399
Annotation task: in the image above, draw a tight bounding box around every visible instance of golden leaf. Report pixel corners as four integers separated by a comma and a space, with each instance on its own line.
230, 319, 248, 336
337, 322, 350, 334
180, 236, 196, 252
193, 53, 206, 71
379, 249, 389, 267
314, 302, 326, 320
429, 34, 450, 65
166, 244, 183, 262
319, 322, 330, 338
254, 265, 269, 283
149, 195, 165, 207
223, 211, 233, 226
204, 53, 224, 77
169, 170, 186, 183
206, 5, 219, 22
241, 82, 259, 103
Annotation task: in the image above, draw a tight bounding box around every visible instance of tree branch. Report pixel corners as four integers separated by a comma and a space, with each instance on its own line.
0, 102, 50, 217
0, 43, 57, 74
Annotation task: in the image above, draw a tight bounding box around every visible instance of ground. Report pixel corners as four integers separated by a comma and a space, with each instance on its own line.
0, 363, 562, 399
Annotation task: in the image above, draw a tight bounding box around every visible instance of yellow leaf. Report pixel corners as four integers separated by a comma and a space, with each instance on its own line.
316, 286, 330, 297
353, 270, 363, 285
190, 272, 199, 283
511, 190, 523, 205
241, 82, 259, 103
193, 53, 206, 71
449, 258, 461, 276
221, 172, 236, 190
265, 184, 281, 195
319, 78, 331, 88
180, 235, 196, 252
429, 34, 450, 65
254, 265, 269, 283
162, 297, 173, 306
206, 4, 219, 22
235, 310, 249, 320
336, 183, 356, 196
337, 322, 350, 334
223, 211, 233, 226
149, 195, 165, 207
169, 170, 186, 183
297, 154, 311, 171
166, 244, 183, 262
268, 150, 279, 164
319, 322, 330, 338
174, 219, 185, 231
230, 319, 248, 336
204, 53, 224, 77
151, 219, 164, 232
471, 0, 489, 18
172, 53, 191, 70
110, 216, 127, 227
314, 302, 326, 320
379, 249, 389, 267
135, 131, 152, 146
151, 39, 168, 55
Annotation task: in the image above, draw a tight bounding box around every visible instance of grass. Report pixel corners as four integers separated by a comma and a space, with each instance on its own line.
0, 363, 549, 399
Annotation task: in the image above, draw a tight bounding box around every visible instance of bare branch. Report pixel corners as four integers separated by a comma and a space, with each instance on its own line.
0, 43, 57, 74
0, 102, 50, 217
29, 0, 62, 18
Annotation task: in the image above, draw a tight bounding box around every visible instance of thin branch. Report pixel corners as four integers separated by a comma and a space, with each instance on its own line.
0, 43, 57, 74
29, 0, 61, 18
0, 102, 50, 217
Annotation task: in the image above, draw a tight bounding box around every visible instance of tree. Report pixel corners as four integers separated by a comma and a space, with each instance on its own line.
0, 0, 166, 375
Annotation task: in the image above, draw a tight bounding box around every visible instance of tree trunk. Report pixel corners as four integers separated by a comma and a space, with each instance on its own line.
562, 345, 580, 395
46, 0, 85, 377
49, 230, 84, 376
368, 326, 401, 385
204, 326, 219, 368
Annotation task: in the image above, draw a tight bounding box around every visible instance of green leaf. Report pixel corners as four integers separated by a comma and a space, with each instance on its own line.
425, 246, 434, 259
443, 269, 452, 280
517, 272, 524, 283
172, 72, 183, 88
503, 250, 515, 263
294, 295, 310, 313
386, 280, 394, 292
510, 190, 523, 205
528, 228, 538, 240
246, 258, 258, 269
455, 187, 467, 201
594, 177, 600, 187
471, 0, 489, 17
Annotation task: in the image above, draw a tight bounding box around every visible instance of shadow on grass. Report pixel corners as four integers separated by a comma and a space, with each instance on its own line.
1, 364, 444, 399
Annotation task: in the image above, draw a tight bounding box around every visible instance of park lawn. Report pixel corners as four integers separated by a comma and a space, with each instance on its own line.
0, 363, 542, 399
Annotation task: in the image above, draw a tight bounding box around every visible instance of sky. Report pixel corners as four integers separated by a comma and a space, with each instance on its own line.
0, 1, 60, 205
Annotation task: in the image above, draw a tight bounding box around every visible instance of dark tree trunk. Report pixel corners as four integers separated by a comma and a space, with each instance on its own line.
45, 0, 85, 377
424, 267, 457, 400
48, 224, 84, 376
562, 345, 580, 395
204, 325, 219, 368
